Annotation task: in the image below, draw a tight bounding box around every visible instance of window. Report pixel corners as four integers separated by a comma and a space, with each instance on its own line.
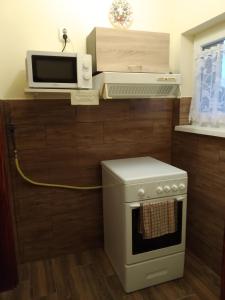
189, 38, 225, 127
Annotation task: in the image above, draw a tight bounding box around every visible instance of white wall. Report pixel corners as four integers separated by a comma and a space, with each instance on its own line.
172, 0, 225, 96
174, 0, 225, 33
0, 0, 175, 99
193, 23, 225, 55
2, 0, 225, 99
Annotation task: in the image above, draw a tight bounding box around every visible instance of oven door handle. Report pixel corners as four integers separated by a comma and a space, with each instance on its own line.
128, 196, 185, 209
175, 196, 185, 201
129, 202, 141, 208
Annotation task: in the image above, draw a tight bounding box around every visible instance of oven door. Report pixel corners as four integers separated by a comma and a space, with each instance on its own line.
124, 195, 187, 265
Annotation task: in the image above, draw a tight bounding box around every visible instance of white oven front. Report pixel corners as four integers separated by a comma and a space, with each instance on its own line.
124, 195, 187, 265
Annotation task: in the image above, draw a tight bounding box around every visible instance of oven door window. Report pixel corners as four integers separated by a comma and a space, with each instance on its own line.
132, 202, 182, 255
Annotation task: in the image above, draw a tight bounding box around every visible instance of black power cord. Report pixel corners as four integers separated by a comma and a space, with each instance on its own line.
61, 33, 68, 52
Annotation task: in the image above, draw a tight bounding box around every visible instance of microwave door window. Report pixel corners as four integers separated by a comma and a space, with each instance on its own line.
32, 56, 77, 83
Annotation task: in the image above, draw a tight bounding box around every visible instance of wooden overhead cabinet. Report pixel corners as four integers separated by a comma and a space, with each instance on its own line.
87, 27, 170, 74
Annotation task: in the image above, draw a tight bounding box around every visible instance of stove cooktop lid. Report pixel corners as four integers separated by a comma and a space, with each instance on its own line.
101, 156, 187, 184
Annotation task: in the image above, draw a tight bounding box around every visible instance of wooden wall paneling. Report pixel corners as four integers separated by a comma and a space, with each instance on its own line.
52, 192, 103, 256
186, 229, 222, 276
130, 98, 173, 121
76, 99, 131, 122
221, 228, 225, 300
179, 97, 191, 125
172, 131, 225, 275
14, 125, 46, 150
46, 124, 76, 148
76, 142, 171, 171
18, 220, 53, 262
0, 101, 18, 291
172, 97, 191, 126
49, 189, 102, 217
75, 122, 104, 146
103, 120, 155, 144
172, 99, 180, 127
8, 99, 75, 125
6, 98, 174, 262
16, 188, 55, 223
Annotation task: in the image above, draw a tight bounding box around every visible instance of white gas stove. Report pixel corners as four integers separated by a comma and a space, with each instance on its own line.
101, 156, 187, 292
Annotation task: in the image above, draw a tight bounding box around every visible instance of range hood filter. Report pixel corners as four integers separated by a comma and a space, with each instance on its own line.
93, 72, 181, 99
107, 83, 179, 99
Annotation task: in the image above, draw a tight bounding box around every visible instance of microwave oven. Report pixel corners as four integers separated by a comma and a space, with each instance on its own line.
26, 51, 92, 89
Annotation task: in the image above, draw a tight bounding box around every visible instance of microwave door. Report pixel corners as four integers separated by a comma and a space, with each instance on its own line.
29, 55, 78, 88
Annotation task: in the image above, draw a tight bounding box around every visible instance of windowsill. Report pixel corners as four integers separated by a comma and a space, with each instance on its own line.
175, 125, 225, 138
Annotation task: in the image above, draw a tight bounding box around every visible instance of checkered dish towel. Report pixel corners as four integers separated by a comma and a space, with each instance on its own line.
139, 199, 177, 239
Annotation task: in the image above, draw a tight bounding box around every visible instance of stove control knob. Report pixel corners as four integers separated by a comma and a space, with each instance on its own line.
163, 185, 171, 193
179, 183, 186, 191
171, 184, 178, 192
138, 188, 145, 197
156, 186, 163, 194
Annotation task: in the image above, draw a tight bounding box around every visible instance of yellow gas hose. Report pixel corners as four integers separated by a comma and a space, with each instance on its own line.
14, 150, 102, 190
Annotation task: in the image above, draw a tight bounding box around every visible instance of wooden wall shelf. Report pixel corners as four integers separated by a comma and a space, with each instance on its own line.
24, 88, 72, 99
24, 88, 99, 105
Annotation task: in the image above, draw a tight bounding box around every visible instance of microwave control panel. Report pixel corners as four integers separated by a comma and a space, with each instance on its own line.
77, 54, 92, 89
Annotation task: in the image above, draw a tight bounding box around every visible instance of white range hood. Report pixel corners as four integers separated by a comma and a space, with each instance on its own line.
93, 72, 181, 99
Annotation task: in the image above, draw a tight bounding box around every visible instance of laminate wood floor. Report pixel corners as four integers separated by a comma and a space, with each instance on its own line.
0, 249, 221, 300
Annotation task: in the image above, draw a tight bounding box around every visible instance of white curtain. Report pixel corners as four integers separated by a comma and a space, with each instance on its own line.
189, 44, 225, 126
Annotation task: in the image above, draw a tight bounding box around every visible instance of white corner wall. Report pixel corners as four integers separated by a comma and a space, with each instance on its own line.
172, 0, 225, 97
0, 0, 175, 100
174, 0, 225, 33
1, 0, 225, 100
